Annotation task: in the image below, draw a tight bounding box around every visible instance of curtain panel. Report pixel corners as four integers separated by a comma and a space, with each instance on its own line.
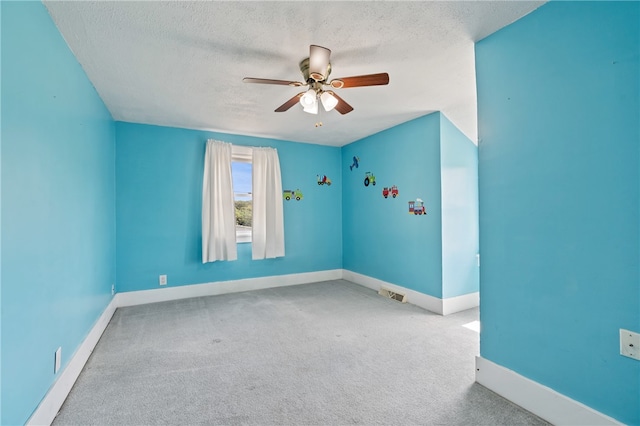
252, 147, 285, 260
202, 140, 237, 263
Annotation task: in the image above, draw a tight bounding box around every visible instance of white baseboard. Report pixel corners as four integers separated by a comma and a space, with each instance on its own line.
27, 296, 119, 426
116, 269, 343, 307
442, 291, 479, 315
475, 356, 621, 425
341, 269, 478, 315
342, 269, 443, 314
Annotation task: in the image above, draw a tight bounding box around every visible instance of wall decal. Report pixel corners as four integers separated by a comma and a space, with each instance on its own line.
349, 156, 360, 171
382, 185, 399, 198
317, 175, 332, 186
408, 198, 426, 215
283, 189, 304, 201
364, 172, 376, 187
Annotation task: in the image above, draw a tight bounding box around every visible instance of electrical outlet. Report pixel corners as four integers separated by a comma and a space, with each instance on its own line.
159, 275, 167, 286
620, 329, 640, 360
111, 283, 115, 295
54, 347, 61, 374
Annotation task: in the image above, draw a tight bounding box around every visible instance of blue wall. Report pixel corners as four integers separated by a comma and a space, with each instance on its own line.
440, 115, 479, 298
115, 122, 342, 292
341, 114, 444, 297
476, 2, 639, 424
1, 2, 116, 425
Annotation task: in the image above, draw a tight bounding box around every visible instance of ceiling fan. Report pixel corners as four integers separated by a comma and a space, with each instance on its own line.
243, 45, 389, 115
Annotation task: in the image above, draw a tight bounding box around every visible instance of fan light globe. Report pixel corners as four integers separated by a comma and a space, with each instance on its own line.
320, 92, 338, 112
300, 89, 316, 107
300, 89, 318, 114
303, 100, 318, 115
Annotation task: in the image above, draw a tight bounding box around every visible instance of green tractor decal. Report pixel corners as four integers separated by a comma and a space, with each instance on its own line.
364, 172, 376, 187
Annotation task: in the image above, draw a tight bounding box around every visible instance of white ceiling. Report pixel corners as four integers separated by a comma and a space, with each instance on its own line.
44, 1, 544, 147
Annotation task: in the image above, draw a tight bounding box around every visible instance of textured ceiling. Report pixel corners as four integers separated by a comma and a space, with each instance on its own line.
44, 1, 544, 147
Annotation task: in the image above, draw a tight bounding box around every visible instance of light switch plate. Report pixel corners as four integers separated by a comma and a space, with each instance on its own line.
620, 329, 640, 360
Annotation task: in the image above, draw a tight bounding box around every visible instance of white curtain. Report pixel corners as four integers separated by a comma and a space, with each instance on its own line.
202, 140, 237, 263
252, 147, 285, 260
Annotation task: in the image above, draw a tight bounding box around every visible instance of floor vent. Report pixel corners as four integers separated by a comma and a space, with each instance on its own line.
378, 287, 407, 303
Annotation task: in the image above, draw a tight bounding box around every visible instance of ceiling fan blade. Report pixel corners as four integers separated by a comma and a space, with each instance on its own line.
275, 92, 304, 112
243, 77, 304, 87
326, 91, 353, 115
329, 73, 389, 89
309, 45, 331, 81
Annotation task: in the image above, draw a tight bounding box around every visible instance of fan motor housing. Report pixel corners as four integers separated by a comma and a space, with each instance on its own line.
299, 57, 331, 83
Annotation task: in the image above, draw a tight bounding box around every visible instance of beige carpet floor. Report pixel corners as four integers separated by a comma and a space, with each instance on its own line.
54, 280, 549, 425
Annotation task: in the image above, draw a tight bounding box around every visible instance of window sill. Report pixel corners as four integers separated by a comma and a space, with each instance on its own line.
236, 228, 252, 244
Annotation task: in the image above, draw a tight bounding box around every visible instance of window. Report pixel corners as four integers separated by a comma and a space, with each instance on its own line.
202, 141, 284, 262
231, 145, 252, 243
